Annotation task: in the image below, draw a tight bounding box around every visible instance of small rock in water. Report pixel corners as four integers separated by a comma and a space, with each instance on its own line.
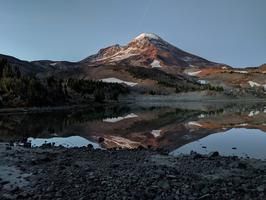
202, 146, 207, 149
9, 141, 14, 146
23, 142, 31, 148
193, 153, 203, 159
40, 143, 52, 148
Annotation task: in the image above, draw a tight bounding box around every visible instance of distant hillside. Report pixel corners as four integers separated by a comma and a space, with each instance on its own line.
0, 54, 45, 75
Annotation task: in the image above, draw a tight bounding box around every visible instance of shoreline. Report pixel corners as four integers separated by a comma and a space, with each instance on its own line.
1, 143, 266, 199
1, 96, 266, 114
0, 101, 125, 115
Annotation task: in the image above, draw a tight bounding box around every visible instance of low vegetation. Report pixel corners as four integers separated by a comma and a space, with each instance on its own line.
126, 67, 224, 93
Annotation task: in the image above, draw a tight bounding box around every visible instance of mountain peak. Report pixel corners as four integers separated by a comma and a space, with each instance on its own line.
82, 32, 216, 68
134, 33, 161, 41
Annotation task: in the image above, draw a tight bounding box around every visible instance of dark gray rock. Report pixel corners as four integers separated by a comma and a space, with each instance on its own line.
209, 151, 220, 157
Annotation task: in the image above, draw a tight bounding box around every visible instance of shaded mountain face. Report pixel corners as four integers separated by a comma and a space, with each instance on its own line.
259, 64, 266, 71
82, 33, 219, 68
0, 54, 45, 75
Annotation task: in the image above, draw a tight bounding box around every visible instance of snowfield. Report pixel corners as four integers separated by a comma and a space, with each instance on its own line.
237, 123, 249, 127
233, 70, 248, 74
101, 78, 138, 87
134, 33, 160, 40
198, 114, 206, 119
187, 121, 202, 127
187, 70, 201, 76
151, 130, 161, 138
103, 113, 138, 123
50, 62, 57, 66
93, 47, 138, 62
248, 81, 261, 87
248, 111, 260, 117
151, 60, 162, 68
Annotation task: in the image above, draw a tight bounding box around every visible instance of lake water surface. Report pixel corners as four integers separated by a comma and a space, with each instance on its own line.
1, 101, 266, 159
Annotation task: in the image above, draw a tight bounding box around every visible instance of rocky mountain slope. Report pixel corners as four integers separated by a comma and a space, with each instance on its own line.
82, 33, 219, 68
1, 33, 265, 97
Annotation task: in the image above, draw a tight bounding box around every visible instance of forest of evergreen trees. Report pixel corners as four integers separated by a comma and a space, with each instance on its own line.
0, 59, 129, 107
67, 78, 129, 102
0, 59, 67, 107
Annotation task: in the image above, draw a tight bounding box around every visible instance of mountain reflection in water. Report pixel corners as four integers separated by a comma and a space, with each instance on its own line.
0, 102, 266, 159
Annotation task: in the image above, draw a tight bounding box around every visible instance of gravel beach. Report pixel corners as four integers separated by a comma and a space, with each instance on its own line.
1, 143, 266, 200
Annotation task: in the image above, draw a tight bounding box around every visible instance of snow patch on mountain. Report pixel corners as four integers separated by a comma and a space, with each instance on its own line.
248, 81, 261, 87
103, 113, 138, 123
198, 114, 206, 119
187, 70, 201, 76
134, 33, 160, 40
182, 56, 199, 62
237, 123, 249, 127
151, 60, 162, 68
50, 63, 57, 66
101, 78, 138, 87
248, 111, 260, 117
234, 70, 248, 74
188, 121, 202, 127
92, 47, 138, 62
151, 130, 161, 138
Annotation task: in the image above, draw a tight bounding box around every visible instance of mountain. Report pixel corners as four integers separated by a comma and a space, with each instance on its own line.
82, 33, 220, 69
0, 33, 265, 98
0, 54, 45, 75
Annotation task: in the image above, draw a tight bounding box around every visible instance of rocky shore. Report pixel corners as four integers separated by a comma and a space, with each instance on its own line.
1, 143, 266, 200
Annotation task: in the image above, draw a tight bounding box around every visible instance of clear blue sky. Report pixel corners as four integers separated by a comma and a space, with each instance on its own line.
0, 0, 265, 67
